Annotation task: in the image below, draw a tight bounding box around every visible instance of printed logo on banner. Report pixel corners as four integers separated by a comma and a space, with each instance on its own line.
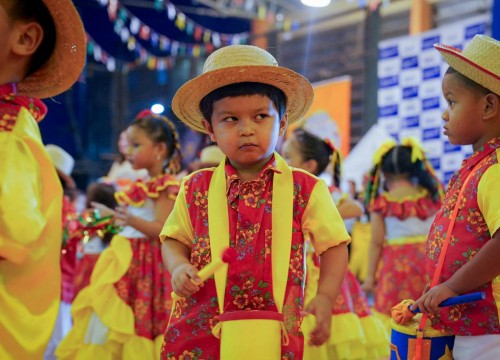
403, 116, 419, 128
465, 23, 486, 39
429, 157, 441, 170
377, 15, 490, 185
444, 140, 462, 153
422, 66, 441, 80
422, 35, 440, 50
379, 104, 398, 118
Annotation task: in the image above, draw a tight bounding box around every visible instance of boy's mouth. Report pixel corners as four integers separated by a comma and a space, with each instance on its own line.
239, 143, 257, 149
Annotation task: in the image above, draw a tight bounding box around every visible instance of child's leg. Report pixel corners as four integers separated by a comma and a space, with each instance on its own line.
453, 334, 500, 360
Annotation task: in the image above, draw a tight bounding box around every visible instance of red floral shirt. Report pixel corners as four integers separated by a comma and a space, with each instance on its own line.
426, 137, 500, 335
161, 156, 349, 360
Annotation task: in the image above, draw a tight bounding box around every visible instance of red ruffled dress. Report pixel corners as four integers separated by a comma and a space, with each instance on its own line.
302, 189, 389, 359
370, 189, 441, 319
57, 174, 180, 359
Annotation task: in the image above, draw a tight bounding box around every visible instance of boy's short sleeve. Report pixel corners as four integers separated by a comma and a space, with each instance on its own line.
478, 162, 500, 237
302, 179, 351, 255
159, 179, 193, 248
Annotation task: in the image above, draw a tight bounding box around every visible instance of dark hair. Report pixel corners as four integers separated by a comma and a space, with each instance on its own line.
131, 113, 182, 174
7, 0, 56, 77
367, 145, 441, 203
445, 66, 491, 96
85, 182, 117, 245
199, 82, 287, 122
292, 129, 342, 187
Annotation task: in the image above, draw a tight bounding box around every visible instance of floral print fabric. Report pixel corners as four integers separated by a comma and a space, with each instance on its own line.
426, 137, 500, 335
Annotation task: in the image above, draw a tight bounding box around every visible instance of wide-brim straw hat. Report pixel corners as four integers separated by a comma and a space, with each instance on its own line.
17, 0, 86, 99
172, 45, 313, 134
434, 35, 500, 96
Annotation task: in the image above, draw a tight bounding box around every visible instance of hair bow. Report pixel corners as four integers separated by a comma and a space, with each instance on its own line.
401, 137, 424, 163
372, 139, 397, 166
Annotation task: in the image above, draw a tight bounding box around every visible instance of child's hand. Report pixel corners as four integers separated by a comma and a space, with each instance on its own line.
361, 276, 376, 294
302, 294, 333, 346
171, 262, 201, 298
91, 201, 116, 218
113, 206, 129, 227
411, 283, 458, 314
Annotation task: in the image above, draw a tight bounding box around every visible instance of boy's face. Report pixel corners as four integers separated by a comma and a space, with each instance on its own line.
442, 73, 487, 149
202, 94, 287, 175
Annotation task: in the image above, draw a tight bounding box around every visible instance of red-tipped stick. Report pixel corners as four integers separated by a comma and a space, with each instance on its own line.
193, 247, 237, 285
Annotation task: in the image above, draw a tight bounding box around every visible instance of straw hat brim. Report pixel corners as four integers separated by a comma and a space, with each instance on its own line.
17, 0, 86, 99
172, 65, 314, 134
435, 44, 500, 96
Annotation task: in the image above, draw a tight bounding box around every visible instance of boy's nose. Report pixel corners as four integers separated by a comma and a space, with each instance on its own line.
238, 119, 255, 136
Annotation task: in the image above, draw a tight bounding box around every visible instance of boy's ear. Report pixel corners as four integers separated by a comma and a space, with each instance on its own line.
483, 93, 499, 120
202, 119, 217, 142
12, 22, 44, 57
279, 113, 288, 137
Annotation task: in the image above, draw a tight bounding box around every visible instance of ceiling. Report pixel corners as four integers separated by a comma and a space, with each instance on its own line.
74, 0, 364, 64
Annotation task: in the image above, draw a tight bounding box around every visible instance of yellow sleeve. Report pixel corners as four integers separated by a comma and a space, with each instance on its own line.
159, 177, 194, 248
478, 160, 500, 236
302, 179, 351, 255
0, 108, 61, 264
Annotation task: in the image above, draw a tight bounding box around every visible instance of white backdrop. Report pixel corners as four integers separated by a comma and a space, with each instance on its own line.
377, 15, 490, 185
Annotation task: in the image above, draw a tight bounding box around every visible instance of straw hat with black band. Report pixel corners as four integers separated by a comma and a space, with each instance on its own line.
172, 45, 314, 134
17, 0, 86, 99
434, 35, 500, 96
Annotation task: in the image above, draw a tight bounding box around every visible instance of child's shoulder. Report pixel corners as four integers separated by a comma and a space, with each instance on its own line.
290, 167, 325, 191
182, 168, 216, 187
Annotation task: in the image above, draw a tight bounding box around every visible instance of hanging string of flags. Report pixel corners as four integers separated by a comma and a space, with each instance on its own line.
97, 0, 250, 48
86, 33, 176, 72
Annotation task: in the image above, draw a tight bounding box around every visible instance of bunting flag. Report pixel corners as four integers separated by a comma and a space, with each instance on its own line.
96, 0, 249, 51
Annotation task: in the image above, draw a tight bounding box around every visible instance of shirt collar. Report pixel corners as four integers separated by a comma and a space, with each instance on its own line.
461, 137, 500, 171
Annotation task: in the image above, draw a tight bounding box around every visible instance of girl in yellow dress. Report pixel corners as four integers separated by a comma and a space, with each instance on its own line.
282, 128, 389, 359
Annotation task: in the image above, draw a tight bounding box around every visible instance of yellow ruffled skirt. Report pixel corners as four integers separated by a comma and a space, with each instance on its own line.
55, 236, 163, 359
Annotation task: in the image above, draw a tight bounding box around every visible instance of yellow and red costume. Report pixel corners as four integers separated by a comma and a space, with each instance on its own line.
302, 187, 389, 360
426, 137, 500, 335
57, 174, 179, 359
370, 188, 441, 321
0, 83, 62, 358
160, 154, 350, 359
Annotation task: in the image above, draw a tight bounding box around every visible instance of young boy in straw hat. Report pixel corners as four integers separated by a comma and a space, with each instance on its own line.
412, 35, 500, 358
0, 0, 86, 358
160, 45, 350, 359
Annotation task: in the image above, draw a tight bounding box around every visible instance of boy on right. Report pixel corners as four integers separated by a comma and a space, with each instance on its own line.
412, 35, 500, 358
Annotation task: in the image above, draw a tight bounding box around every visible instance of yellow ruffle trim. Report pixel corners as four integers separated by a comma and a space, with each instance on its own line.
55, 235, 163, 360
302, 312, 390, 360
115, 174, 179, 207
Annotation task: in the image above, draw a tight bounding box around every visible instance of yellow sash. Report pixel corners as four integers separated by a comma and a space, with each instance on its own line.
208, 152, 293, 315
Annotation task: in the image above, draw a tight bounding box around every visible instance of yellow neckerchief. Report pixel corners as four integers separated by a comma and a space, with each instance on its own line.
208, 152, 293, 315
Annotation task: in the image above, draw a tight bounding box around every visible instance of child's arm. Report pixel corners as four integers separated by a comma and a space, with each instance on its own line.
413, 230, 500, 314
161, 238, 200, 297
336, 198, 363, 220
93, 191, 174, 239
361, 212, 385, 293
304, 242, 348, 346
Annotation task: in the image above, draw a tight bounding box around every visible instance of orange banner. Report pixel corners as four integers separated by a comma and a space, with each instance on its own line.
289, 76, 352, 156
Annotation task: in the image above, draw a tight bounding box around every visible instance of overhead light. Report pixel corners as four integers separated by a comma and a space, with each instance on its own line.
151, 103, 165, 114
301, 0, 331, 7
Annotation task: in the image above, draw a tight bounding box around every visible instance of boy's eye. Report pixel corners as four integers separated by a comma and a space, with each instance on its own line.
256, 113, 269, 120
223, 116, 238, 122
447, 99, 455, 106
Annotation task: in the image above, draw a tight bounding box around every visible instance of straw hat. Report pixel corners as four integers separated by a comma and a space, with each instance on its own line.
17, 0, 86, 99
172, 45, 314, 134
45, 144, 75, 188
434, 35, 500, 96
